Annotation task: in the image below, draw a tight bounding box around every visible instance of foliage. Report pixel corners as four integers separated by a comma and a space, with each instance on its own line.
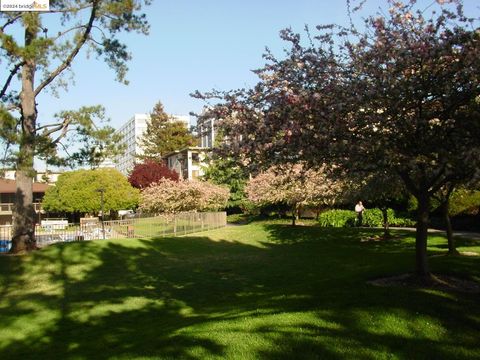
194, 0, 480, 276
445, 188, 480, 216
202, 155, 248, 209
0, 1, 150, 252
318, 208, 415, 228
42, 168, 139, 214
140, 179, 229, 214
318, 210, 356, 228
246, 163, 344, 213
128, 159, 179, 189
411, 187, 480, 216
140, 101, 196, 159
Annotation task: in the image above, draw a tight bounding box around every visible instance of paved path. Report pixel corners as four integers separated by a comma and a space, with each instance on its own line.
389, 227, 480, 240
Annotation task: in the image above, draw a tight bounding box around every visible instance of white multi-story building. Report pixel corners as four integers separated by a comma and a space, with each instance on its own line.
112, 113, 191, 175
113, 114, 149, 175
196, 111, 216, 148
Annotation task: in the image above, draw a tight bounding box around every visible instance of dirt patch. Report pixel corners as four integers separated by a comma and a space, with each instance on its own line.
367, 273, 480, 293
460, 251, 479, 257
360, 235, 403, 242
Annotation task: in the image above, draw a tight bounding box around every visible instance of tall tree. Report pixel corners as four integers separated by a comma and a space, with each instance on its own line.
195, 0, 480, 280
0, 2, 150, 252
140, 101, 196, 160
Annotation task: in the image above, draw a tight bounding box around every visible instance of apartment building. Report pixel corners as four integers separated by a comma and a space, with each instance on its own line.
112, 113, 191, 175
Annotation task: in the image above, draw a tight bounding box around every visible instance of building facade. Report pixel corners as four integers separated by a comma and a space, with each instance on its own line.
196, 112, 216, 148
163, 147, 208, 181
113, 113, 191, 175
0, 179, 50, 225
112, 114, 149, 175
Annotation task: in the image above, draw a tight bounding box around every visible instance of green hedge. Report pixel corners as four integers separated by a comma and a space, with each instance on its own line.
318, 210, 356, 227
318, 208, 415, 228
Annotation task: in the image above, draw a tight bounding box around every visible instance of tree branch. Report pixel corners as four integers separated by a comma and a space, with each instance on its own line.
34, 0, 100, 97
37, 116, 73, 138
1, 14, 22, 32
0, 61, 24, 99
44, 3, 93, 14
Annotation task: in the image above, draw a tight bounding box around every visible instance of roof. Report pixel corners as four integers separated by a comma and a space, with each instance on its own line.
162, 147, 209, 159
0, 178, 51, 193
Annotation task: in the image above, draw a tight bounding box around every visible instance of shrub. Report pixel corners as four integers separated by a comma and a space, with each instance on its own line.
362, 208, 394, 227
318, 208, 415, 228
318, 209, 356, 227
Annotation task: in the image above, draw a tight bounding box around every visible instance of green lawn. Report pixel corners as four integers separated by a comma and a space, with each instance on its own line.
0, 221, 479, 359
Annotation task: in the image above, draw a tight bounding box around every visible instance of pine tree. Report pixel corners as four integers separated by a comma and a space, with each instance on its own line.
140, 101, 196, 160
0, 2, 150, 253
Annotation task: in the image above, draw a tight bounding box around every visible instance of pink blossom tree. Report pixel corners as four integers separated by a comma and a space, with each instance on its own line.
246, 164, 344, 225
140, 179, 229, 214
194, 0, 480, 280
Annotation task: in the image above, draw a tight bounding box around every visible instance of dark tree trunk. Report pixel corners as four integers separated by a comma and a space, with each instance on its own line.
381, 207, 391, 239
415, 192, 431, 279
11, 16, 38, 253
441, 202, 458, 255
291, 204, 299, 226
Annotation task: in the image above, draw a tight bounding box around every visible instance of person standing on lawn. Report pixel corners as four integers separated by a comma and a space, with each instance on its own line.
355, 201, 365, 227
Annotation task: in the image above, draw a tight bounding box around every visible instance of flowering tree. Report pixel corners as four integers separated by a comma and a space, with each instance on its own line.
195, 0, 480, 279
140, 179, 229, 214
246, 164, 344, 225
128, 160, 179, 189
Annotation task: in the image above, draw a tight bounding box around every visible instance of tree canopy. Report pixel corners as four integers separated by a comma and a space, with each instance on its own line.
43, 168, 140, 214
195, 0, 480, 278
246, 163, 343, 225
202, 155, 248, 210
1, 1, 151, 252
140, 179, 229, 214
128, 159, 179, 189
140, 101, 196, 160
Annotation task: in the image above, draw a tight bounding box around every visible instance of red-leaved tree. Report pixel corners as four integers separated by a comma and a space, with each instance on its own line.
128, 160, 179, 189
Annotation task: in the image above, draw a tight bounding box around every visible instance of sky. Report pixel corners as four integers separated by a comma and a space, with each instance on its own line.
34, 0, 479, 131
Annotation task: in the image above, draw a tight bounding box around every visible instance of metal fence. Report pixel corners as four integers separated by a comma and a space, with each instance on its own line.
0, 212, 227, 251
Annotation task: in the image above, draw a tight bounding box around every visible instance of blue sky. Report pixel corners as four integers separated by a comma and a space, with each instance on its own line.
35, 0, 479, 130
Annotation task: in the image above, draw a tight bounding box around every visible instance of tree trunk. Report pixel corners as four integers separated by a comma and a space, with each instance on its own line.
10, 15, 38, 253
381, 207, 391, 239
291, 204, 299, 226
442, 201, 458, 255
415, 192, 430, 280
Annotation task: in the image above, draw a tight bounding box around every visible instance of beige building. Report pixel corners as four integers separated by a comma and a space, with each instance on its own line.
163, 147, 208, 180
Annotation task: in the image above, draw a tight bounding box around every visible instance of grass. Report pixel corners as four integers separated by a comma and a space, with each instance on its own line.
0, 220, 479, 359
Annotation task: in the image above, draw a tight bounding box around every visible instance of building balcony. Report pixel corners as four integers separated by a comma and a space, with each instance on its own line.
0, 203, 44, 215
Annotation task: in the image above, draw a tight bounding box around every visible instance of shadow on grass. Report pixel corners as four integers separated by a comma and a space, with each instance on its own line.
0, 223, 479, 359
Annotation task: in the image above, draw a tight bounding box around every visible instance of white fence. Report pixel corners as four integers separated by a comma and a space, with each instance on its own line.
0, 212, 227, 251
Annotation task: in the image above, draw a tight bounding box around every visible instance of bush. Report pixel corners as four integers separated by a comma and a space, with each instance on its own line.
362, 208, 393, 227
318, 208, 415, 228
318, 210, 356, 227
